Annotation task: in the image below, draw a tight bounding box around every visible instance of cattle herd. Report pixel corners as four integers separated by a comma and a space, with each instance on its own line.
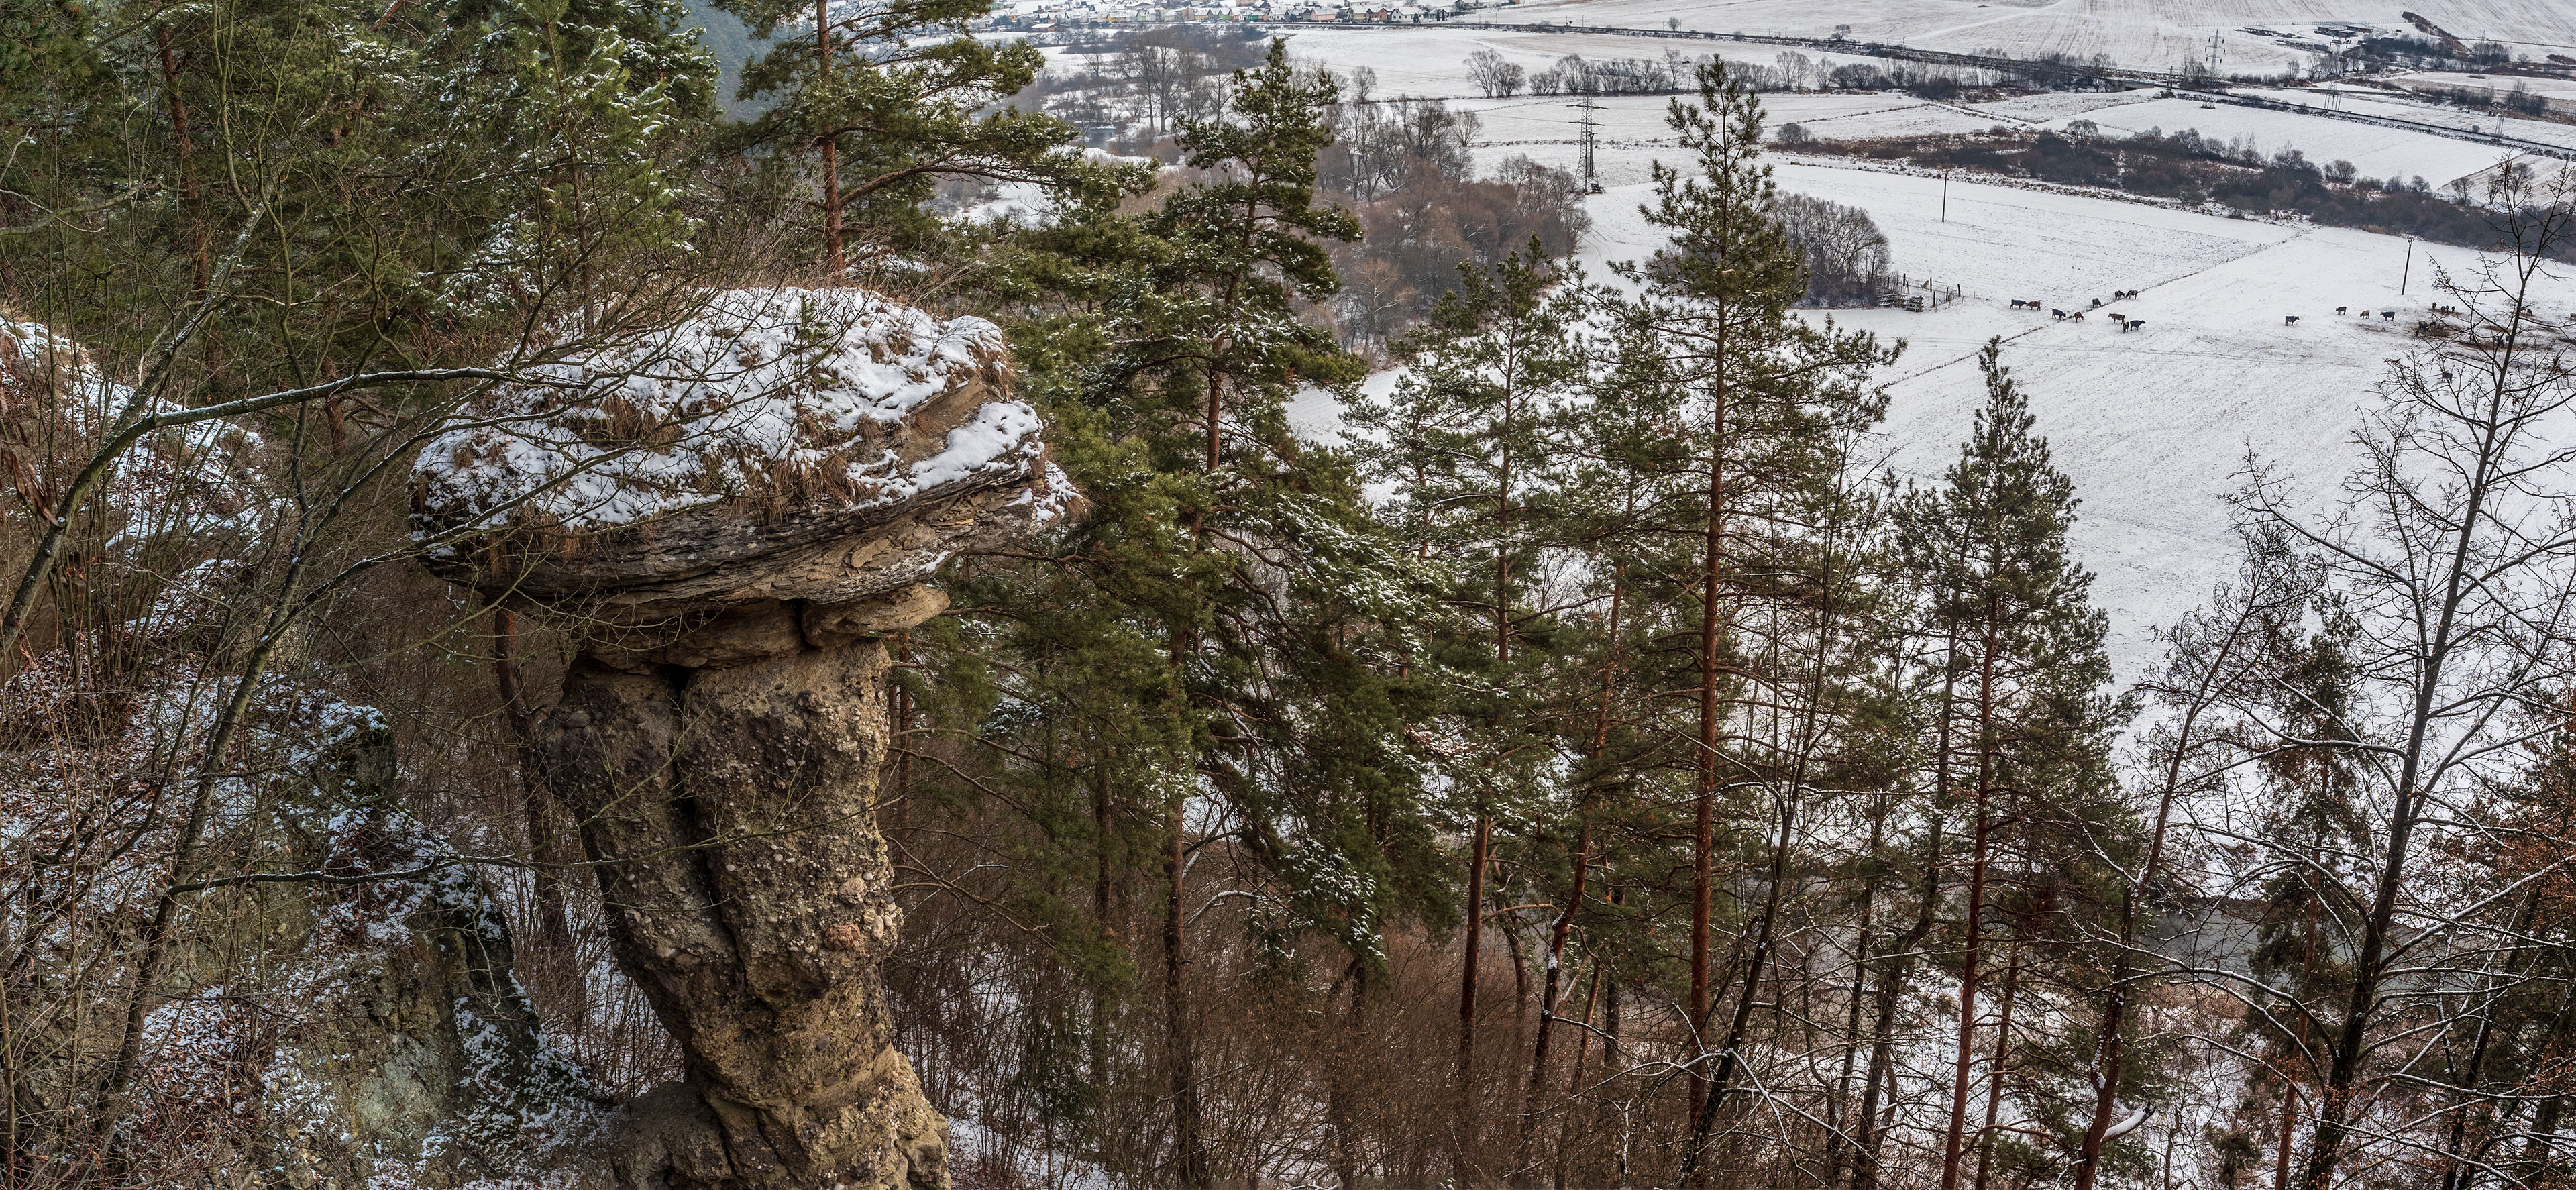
2009, 295, 2141, 331
2004, 290, 2565, 345
2006, 291, 2459, 338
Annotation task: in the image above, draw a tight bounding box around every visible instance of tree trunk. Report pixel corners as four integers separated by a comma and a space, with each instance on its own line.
1691, 407, 1725, 1130
1970, 946, 2020, 1190
1165, 791, 1211, 1189
1557, 967, 1603, 1190
2072, 693, 2205, 1190
1333, 962, 1368, 1190
1825, 803, 1884, 1189
1519, 574, 1621, 1179
1457, 814, 1493, 1187
814, 0, 842, 275
2275, 1081, 2297, 1190
1939, 613, 2002, 1190
492, 608, 576, 977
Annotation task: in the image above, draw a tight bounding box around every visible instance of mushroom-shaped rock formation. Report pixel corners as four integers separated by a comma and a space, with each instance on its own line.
411, 288, 1069, 1190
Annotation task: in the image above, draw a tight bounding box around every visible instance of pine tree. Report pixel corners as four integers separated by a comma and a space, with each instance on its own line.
1349, 244, 1591, 1181
1898, 340, 2117, 1190
1605, 56, 1894, 1139
916, 42, 1441, 1186
718, 0, 1089, 270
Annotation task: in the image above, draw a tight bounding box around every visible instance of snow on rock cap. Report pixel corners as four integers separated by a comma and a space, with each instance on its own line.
411, 287, 1073, 616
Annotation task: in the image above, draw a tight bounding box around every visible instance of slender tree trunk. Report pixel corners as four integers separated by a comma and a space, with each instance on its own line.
1851, 859, 1935, 1190
1557, 967, 1602, 1190
1825, 804, 1884, 1188
1970, 946, 2020, 1190
1858, 630, 1959, 1190
155, 27, 209, 299
1691, 396, 1727, 1128
2275, 1081, 2297, 1190
493, 608, 576, 977
815, 0, 843, 275
1089, 763, 1115, 1090
1684, 528, 1860, 1178
2072, 695, 2206, 1190
2437, 891, 2542, 1190
1332, 960, 1367, 1190
1939, 612, 2002, 1190
1518, 574, 1623, 1178
1457, 813, 1493, 1187
2298, 377, 2508, 1190
1165, 794, 1210, 1189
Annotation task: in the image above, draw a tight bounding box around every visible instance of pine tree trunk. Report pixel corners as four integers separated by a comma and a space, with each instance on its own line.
1939, 616, 2000, 1190
2275, 1081, 2298, 1190
1332, 960, 1367, 1190
154, 26, 209, 299
1165, 794, 1210, 1189
1556, 967, 1602, 1190
1824, 809, 1882, 1189
1690, 399, 1726, 1137
1517, 818, 1589, 1182
814, 0, 842, 276
1089, 763, 1115, 1092
1519, 576, 1620, 1181
1456, 813, 1493, 1187
1860, 633, 1957, 1190
1971, 946, 2020, 1190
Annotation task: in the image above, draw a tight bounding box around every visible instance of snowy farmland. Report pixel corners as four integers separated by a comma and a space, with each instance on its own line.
1259, 25, 2576, 678
1588, 164, 2575, 676
1448, 0, 2576, 78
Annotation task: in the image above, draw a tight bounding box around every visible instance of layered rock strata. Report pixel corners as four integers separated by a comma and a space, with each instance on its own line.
411, 288, 1066, 1190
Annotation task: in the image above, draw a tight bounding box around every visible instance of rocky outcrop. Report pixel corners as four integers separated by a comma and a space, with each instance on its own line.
141, 708, 599, 1190
411, 288, 1066, 1190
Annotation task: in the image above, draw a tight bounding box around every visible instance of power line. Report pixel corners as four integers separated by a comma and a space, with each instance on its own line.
1575, 99, 1603, 193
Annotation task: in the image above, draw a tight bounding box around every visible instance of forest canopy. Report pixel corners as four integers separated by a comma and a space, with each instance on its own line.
7, 5, 2576, 1190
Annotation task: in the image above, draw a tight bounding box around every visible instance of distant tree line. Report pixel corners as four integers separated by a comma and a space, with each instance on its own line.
1807, 126, 2576, 262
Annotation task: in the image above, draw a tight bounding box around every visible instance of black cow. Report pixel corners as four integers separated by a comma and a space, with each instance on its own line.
2285, 315, 2301, 325
2335, 306, 2347, 315
2125, 319, 2145, 331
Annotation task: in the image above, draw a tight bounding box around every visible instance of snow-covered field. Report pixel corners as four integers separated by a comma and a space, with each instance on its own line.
1271, 25, 1890, 99
1251, 25, 2576, 677
1448, 0, 2576, 78
1572, 161, 2576, 675
2038, 95, 2526, 184
2385, 70, 2576, 113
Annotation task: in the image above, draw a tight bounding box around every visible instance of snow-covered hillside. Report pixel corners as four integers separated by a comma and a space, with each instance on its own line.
1450, 0, 2576, 78
1582, 162, 2576, 675
1263, 25, 2576, 677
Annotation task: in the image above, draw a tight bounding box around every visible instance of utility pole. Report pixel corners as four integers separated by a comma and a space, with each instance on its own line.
1941, 171, 1950, 221
2401, 235, 2415, 294
1576, 99, 1602, 193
